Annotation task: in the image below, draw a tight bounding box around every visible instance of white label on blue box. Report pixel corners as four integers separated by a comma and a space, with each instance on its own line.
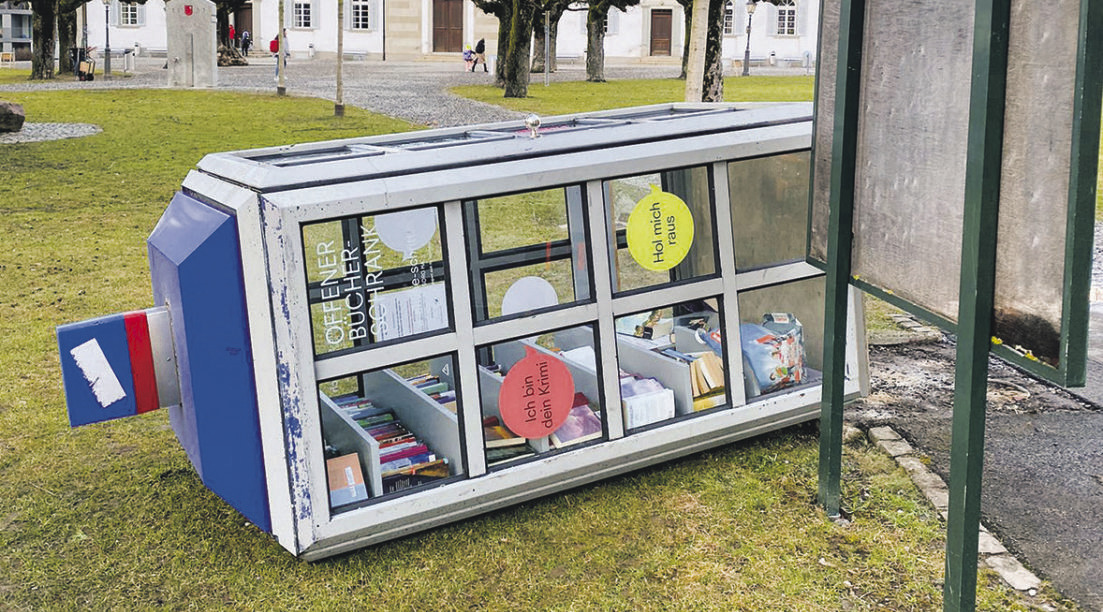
69, 338, 127, 408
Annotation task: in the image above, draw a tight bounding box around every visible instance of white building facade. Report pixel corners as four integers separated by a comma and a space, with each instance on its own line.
80, 0, 818, 67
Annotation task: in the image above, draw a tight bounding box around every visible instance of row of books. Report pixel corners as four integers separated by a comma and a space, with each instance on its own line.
482, 416, 534, 465
331, 394, 450, 497
646, 327, 727, 412
405, 372, 457, 413
482, 391, 605, 466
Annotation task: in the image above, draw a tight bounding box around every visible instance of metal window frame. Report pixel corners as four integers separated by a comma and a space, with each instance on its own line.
812, 1, 1103, 609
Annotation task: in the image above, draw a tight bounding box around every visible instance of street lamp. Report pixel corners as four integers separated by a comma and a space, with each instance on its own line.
102, 0, 111, 78
742, 0, 757, 76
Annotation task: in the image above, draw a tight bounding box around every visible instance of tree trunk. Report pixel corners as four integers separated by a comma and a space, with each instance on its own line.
503, 0, 534, 98
679, 1, 691, 79
701, 0, 724, 102
58, 8, 77, 75
30, 0, 57, 79
585, 6, 606, 83
494, 9, 511, 88
532, 11, 546, 73
532, 5, 564, 73
683, 0, 708, 100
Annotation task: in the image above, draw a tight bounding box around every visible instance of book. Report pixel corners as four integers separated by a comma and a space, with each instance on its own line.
483, 416, 526, 448
622, 385, 675, 429
550, 394, 603, 448
355, 412, 395, 427
379, 443, 431, 463
380, 452, 437, 474
327, 453, 369, 508
415, 381, 450, 395
431, 390, 456, 403
405, 373, 438, 387
377, 436, 418, 451
484, 426, 526, 448
692, 390, 727, 412
656, 346, 697, 363
486, 445, 536, 465
381, 458, 451, 493
696, 351, 725, 392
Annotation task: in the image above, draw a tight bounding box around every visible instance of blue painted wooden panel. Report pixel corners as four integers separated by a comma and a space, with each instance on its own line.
149, 191, 272, 533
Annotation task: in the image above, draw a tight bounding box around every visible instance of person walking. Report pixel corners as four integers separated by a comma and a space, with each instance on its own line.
472, 38, 487, 72
462, 44, 474, 71
271, 30, 289, 78
241, 30, 251, 56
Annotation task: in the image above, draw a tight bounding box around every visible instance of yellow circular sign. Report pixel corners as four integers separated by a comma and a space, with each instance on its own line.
625, 185, 695, 272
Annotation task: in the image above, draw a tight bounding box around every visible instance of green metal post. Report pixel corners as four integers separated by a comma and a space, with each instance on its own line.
817, 0, 865, 517
944, 0, 1009, 609
1059, 0, 1103, 388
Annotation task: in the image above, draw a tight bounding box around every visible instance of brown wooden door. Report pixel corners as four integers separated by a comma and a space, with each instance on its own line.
433, 0, 464, 53
650, 9, 672, 56
234, 5, 253, 39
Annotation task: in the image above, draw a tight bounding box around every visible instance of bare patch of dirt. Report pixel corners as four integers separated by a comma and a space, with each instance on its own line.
849, 339, 1093, 428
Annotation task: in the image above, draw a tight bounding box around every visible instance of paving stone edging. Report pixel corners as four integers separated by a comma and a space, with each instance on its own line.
856, 424, 1044, 595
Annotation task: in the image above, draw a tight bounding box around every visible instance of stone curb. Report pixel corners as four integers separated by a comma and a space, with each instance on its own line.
861, 424, 1043, 595
867, 312, 944, 346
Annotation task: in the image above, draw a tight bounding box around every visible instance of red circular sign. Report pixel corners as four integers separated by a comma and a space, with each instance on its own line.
498, 347, 575, 439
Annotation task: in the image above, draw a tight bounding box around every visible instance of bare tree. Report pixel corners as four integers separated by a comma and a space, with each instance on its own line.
56, 0, 88, 75
502, 0, 539, 97
29, 0, 57, 79
473, 0, 540, 98
676, 0, 691, 79
701, 0, 725, 101
472, 0, 509, 86
681, 0, 729, 100
584, 0, 638, 83
532, 0, 570, 73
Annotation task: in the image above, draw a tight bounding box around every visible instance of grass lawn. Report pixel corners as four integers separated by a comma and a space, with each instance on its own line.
0, 87, 1076, 610
0, 68, 33, 85
454, 74, 1103, 222
452, 75, 816, 116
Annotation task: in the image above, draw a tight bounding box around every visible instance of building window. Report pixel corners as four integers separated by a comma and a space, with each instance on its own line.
776, 0, 797, 36
351, 0, 370, 30
723, 1, 734, 35
119, 2, 139, 26
294, 1, 312, 29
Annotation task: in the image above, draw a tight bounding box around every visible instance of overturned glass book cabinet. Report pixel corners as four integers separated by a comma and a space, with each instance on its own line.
155, 104, 867, 559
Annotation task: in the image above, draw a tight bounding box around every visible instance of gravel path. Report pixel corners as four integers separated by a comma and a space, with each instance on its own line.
0, 56, 703, 127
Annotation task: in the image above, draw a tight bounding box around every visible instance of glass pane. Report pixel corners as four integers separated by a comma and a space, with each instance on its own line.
318, 355, 463, 512
605, 166, 717, 294
483, 260, 577, 320
302, 208, 449, 357
466, 186, 592, 322
737, 277, 825, 400
811, 0, 1082, 373
728, 152, 811, 271
476, 325, 605, 467
615, 298, 729, 430
477, 188, 570, 252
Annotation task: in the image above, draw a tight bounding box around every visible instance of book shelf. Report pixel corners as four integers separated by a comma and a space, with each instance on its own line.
318, 363, 463, 504
153, 103, 868, 559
